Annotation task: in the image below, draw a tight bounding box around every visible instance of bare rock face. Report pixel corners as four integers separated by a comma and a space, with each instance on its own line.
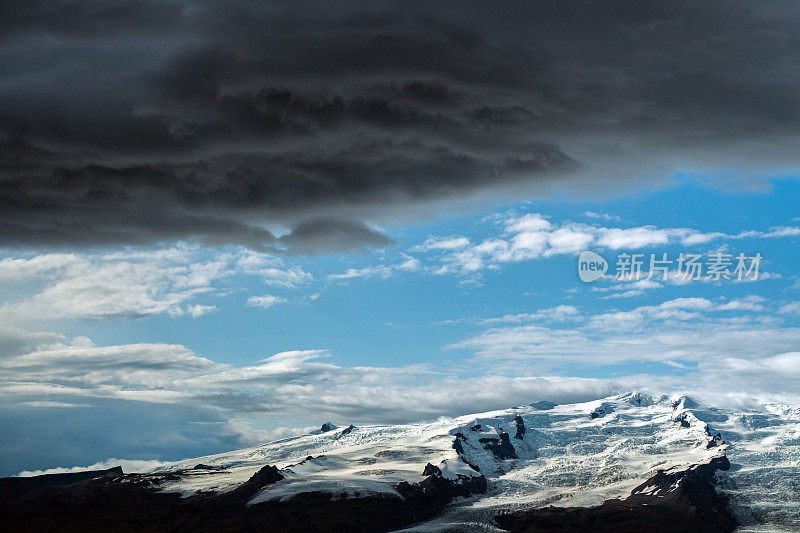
495, 456, 737, 533
707, 432, 725, 449
452, 431, 467, 454
479, 431, 518, 460
513, 415, 526, 440
422, 463, 442, 477
216, 464, 284, 502
397, 463, 487, 503
319, 422, 337, 432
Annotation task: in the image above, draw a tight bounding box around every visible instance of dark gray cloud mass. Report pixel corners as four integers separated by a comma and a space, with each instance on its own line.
2, 0, 800, 250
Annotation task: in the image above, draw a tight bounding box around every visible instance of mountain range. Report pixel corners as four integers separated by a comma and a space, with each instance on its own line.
2, 392, 798, 532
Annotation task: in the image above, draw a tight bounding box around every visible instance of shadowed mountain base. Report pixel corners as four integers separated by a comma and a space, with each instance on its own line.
0, 463, 487, 533
495, 456, 737, 533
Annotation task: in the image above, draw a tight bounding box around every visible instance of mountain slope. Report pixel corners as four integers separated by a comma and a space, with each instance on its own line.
2, 392, 799, 532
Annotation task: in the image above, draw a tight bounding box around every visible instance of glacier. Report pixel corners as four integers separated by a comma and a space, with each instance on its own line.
137, 392, 799, 531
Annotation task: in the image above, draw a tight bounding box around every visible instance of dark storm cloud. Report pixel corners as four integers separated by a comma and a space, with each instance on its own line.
279, 217, 394, 255
2, 1, 800, 250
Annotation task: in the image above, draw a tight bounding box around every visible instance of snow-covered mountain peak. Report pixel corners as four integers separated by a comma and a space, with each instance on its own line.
16, 392, 792, 531
143, 393, 732, 513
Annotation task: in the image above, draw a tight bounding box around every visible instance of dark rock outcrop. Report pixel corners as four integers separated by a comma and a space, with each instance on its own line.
397, 465, 487, 503
479, 431, 518, 460
495, 456, 737, 533
422, 463, 442, 477
219, 464, 284, 502
675, 412, 692, 428
320, 422, 337, 432
590, 403, 614, 420
192, 464, 220, 470
513, 415, 526, 440
452, 432, 467, 454
11, 466, 123, 486
707, 432, 725, 449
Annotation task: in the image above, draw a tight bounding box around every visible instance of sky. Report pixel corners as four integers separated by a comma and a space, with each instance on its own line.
2, 1, 800, 476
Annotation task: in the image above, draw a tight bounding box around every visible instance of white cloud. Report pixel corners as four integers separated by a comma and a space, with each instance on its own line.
601, 289, 645, 299
258, 267, 314, 288
594, 279, 663, 292
235, 251, 313, 288
185, 304, 218, 318
657, 297, 713, 310
689, 351, 800, 397
717, 295, 766, 311
453, 320, 800, 368
246, 295, 287, 309
18, 400, 90, 408
734, 226, 800, 239
416, 211, 798, 276
544, 227, 595, 256
0, 254, 81, 281
595, 278, 663, 298
0, 327, 624, 426
0, 324, 74, 358
505, 213, 552, 233
0, 249, 232, 320
395, 255, 422, 271
597, 226, 684, 249
479, 305, 581, 325
326, 265, 394, 281
0, 342, 220, 389
219, 421, 320, 448
779, 301, 800, 315
411, 235, 471, 252
681, 232, 726, 245
582, 211, 621, 222
451, 297, 795, 368
0, 248, 321, 321
508, 231, 549, 260
325, 253, 425, 282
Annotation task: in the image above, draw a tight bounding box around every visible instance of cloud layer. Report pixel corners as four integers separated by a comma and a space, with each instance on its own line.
3, 1, 800, 249
4, 291, 800, 474
413, 212, 799, 277
0, 247, 312, 320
